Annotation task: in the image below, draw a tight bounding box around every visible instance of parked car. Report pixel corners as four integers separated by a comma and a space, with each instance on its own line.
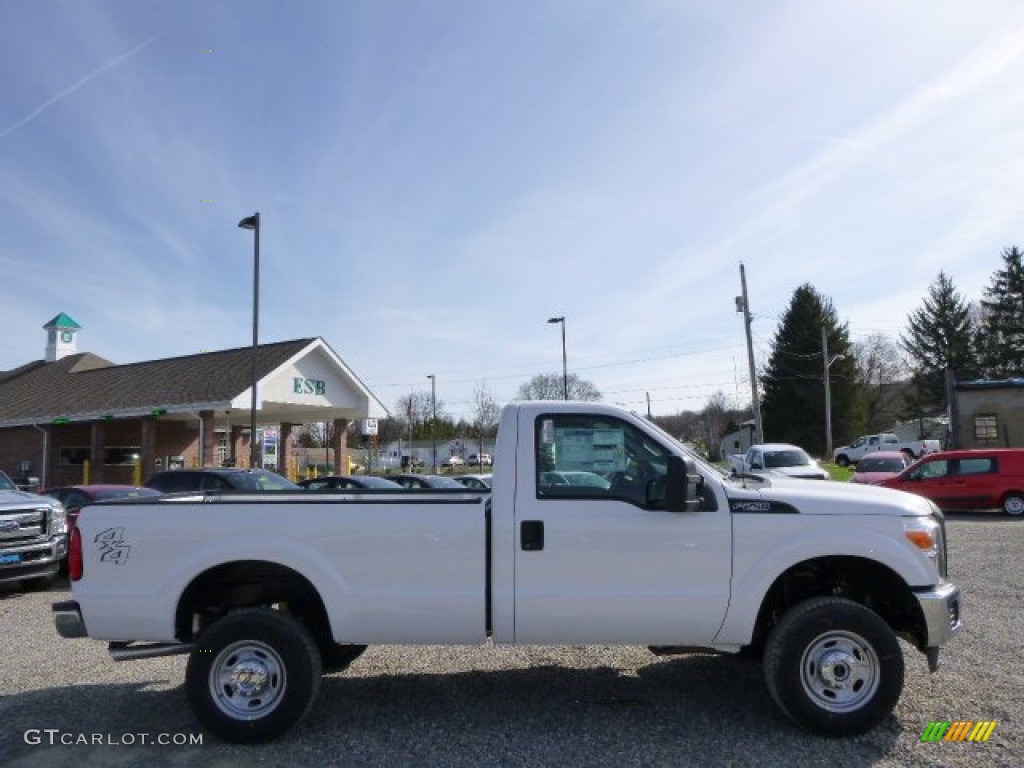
880, 448, 1024, 516
45, 484, 162, 533
144, 468, 301, 493
729, 444, 830, 480
441, 455, 465, 468
0, 470, 66, 590
389, 474, 468, 490
453, 474, 492, 490
848, 452, 912, 485
298, 475, 402, 490
833, 433, 941, 467
467, 453, 493, 467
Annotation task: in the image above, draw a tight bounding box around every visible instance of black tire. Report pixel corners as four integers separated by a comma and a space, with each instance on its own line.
835, 455, 850, 468
321, 644, 367, 674
763, 597, 904, 737
1003, 493, 1024, 517
185, 608, 322, 744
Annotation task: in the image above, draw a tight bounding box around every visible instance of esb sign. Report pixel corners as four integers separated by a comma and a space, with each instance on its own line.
293, 377, 327, 396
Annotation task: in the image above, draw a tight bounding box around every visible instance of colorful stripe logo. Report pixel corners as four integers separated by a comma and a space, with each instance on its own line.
921, 721, 997, 742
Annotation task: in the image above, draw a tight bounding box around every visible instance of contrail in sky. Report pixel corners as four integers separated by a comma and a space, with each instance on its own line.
0, 31, 163, 140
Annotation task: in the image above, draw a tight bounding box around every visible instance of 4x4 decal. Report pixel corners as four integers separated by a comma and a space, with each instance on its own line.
95, 527, 130, 564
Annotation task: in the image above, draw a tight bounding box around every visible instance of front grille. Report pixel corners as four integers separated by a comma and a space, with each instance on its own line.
0, 508, 49, 547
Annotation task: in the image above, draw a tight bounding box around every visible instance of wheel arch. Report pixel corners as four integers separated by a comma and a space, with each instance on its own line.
175, 559, 333, 651
744, 555, 927, 657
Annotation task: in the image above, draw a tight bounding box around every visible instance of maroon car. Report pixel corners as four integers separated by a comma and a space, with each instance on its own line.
44, 484, 162, 534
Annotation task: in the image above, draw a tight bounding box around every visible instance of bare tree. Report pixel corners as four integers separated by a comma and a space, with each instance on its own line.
516, 372, 602, 401
472, 382, 501, 437
854, 333, 909, 433
395, 391, 446, 440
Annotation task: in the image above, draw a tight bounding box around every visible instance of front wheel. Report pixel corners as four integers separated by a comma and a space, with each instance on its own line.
186, 608, 322, 743
1003, 493, 1024, 517
763, 597, 904, 737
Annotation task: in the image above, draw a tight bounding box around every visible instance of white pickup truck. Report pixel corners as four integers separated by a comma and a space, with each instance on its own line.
54, 402, 961, 744
833, 434, 941, 467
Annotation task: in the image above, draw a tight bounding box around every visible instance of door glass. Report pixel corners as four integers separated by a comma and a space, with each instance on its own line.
536, 414, 668, 507
915, 460, 949, 480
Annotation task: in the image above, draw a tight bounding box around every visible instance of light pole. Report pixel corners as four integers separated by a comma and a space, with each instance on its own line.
547, 316, 568, 400
427, 374, 437, 472
238, 212, 260, 468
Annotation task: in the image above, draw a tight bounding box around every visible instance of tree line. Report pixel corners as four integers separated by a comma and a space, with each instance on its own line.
760, 245, 1024, 456
298, 246, 1022, 459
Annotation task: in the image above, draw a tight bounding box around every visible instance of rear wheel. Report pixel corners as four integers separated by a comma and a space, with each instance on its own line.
186, 608, 321, 743
763, 597, 904, 737
835, 455, 850, 468
1003, 493, 1024, 517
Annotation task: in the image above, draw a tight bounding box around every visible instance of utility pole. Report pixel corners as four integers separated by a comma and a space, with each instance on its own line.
737, 263, 763, 443
823, 326, 834, 459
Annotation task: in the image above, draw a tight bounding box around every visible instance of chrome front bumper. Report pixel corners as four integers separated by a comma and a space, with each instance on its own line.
914, 582, 962, 670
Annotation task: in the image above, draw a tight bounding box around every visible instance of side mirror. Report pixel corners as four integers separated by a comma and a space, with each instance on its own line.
664, 455, 702, 512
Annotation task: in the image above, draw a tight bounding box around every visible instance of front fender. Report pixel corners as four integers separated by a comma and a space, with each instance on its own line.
715, 513, 940, 646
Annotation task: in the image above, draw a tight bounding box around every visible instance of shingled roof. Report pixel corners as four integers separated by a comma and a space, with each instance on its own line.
0, 338, 315, 426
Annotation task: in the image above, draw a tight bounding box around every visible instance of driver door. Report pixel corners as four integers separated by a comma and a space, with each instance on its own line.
512, 410, 732, 645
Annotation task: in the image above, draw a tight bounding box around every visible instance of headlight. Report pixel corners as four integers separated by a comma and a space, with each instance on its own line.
904, 516, 945, 576
48, 504, 68, 536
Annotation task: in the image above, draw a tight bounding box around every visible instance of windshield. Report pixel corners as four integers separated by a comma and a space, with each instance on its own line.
0, 472, 15, 491
857, 457, 905, 473
236, 470, 301, 491
640, 416, 729, 477
764, 449, 812, 468
357, 476, 402, 488
92, 487, 162, 501
426, 476, 469, 488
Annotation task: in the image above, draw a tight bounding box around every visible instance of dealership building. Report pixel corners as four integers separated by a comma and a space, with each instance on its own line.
0, 314, 387, 489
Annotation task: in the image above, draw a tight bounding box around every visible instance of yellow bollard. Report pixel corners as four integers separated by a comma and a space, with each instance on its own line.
133, 458, 142, 486
82, 459, 90, 485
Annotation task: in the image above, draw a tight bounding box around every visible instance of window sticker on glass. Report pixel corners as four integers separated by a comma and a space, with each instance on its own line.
541, 419, 555, 444
555, 428, 626, 473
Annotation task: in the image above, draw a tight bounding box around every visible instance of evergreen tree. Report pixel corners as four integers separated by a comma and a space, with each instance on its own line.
976, 246, 1024, 378
899, 271, 977, 415
760, 285, 862, 455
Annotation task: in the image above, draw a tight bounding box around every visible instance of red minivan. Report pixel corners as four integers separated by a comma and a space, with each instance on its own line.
881, 449, 1024, 516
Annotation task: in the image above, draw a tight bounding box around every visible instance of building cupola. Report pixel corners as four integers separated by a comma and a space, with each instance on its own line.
43, 312, 81, 362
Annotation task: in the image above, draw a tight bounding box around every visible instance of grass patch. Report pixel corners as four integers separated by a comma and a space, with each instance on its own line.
823, 463, 854, 482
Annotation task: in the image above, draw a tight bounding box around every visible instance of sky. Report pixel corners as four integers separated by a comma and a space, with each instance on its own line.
3, 1, 1024, 422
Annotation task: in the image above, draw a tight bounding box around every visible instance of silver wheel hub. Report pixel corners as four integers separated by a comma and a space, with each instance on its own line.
819, 649, 855, 687
230, 659, 271, 696
800, 631, 880, 712
210, 640, 287, 719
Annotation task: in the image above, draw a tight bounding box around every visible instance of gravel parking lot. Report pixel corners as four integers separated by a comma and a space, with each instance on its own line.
0, 515, 1020, 768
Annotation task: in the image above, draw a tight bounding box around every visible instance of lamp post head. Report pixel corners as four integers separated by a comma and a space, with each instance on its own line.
238, 213, 259, 230
547, 316, 564, 324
